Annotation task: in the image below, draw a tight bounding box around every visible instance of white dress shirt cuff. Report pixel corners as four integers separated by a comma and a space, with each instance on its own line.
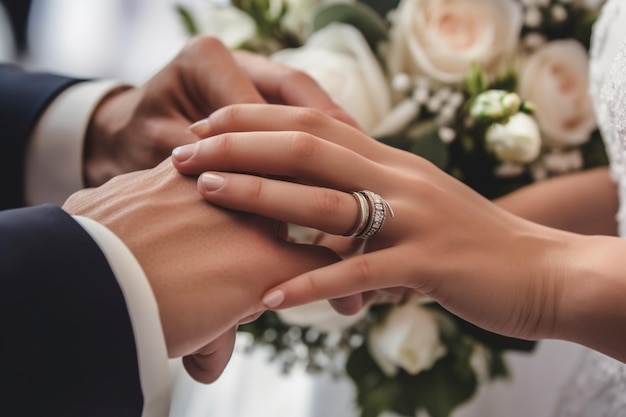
73, 215, 172, 417
25, 80, 129, 206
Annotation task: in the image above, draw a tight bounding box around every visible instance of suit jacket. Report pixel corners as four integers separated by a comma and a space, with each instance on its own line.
0, 67, 147, 416
0, 63, 83, 209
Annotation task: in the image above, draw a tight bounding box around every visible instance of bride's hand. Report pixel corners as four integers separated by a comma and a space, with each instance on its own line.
171, 103, 585, 343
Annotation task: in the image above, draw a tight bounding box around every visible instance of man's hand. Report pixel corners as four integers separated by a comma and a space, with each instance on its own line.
63, 159, 339, 381
83, 36, 356, 186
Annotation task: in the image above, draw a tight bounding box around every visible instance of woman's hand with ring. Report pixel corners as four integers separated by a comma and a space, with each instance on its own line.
171, 103, 590, 344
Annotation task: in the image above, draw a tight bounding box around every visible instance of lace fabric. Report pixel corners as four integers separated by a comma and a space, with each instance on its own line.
553, 0, 626, 415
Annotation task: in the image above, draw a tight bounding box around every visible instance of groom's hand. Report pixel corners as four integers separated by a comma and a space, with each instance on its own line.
83, 36, 356, 187
63, 159, 339, 376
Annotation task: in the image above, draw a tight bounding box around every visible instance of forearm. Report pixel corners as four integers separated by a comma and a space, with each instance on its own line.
496, 167, 618, 236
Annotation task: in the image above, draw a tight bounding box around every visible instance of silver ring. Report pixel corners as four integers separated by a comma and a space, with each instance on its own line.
349, 190, 394, 239
345, 191, 369, 237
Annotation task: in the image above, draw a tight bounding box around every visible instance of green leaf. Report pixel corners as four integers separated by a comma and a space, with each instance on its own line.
312, 3, 388, 49
464, 63, 488, 96
415, 356, 478, 417
581, 129, 610, 169
357, 0, 400, 19
175, 4, 199, 36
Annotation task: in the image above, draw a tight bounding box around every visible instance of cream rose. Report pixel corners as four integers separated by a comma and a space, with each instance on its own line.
386, 0, 523, 84
518, 40, 596, 147
367, 303, 446, 376
277, 300, 368, 333
486, 112, 542, 163
271, 23, 392, 133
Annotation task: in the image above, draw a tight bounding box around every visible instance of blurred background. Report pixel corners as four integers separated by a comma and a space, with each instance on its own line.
0, 0, 208, 82
0, 1, 590, 417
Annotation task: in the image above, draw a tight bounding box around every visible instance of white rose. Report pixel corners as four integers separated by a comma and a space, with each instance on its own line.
277, 300, 368, 333
486, 112, 542, 164
367, 303, 446, 376
194, 5, 256, 48
518, 40, 596, 147
386, 0, 523, 84
271, 23, 392, 134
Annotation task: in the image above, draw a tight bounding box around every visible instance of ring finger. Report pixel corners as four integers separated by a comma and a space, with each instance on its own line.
198, 172, 361, 236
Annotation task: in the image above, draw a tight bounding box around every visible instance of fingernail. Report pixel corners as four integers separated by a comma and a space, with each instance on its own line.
200, 173, 225, 191
262, 290, 284, 308
189, 118, 210, 137
172, 143, 197, 162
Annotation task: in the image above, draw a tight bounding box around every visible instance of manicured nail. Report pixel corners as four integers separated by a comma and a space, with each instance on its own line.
172, 143, 197, 162
200, 173, 225, 191
189, 118, 210, 137
262, 290, 285, 308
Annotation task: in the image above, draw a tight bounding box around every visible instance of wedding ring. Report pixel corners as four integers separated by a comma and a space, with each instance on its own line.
348, 190, 394, 239
345, 191, 369, 237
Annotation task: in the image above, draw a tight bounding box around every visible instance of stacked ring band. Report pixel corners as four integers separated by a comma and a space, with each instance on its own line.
347, 190, 395, 239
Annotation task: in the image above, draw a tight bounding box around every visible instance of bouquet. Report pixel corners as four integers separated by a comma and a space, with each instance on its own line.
177, 1, 608, 416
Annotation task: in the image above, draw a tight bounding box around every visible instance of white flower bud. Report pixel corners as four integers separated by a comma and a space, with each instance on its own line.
412, 86, 430, 104
392, 73, 413, 94
438, 126, 456, 144
551, 4, 567, 22
486, 113, 542, 163
523, 33, 547, 49
469, 90, 522, 122
525, 7, 542, 27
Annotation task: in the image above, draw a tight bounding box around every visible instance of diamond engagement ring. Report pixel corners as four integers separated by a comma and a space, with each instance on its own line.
347, 190, 394, 239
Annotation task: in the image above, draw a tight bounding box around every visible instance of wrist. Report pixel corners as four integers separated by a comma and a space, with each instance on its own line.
554, 234, 626, 360
83, 85, 134, 186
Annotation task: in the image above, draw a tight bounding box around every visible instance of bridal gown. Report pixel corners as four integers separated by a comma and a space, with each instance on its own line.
553, 0, 626, 415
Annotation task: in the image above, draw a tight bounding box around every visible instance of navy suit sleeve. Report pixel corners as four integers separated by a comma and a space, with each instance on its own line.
0, 205, 145, 417
0, 64, 84, 209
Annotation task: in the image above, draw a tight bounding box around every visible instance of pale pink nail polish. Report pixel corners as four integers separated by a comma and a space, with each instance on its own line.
189, 119, 210, 137
200, 173, 225, 191
262, 290, 285, 308
172, 143, 197, 162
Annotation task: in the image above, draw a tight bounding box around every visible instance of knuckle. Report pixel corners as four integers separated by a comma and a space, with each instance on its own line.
173, 37, 229, 73
182, 36, 226, 58
302, 271, 322, 295
244, 175, 265, 201
211, 133, 235, 157
350, 257, 373, 288
212, 104, 244, 126
282, 68, 316, 89
292, 106, 328, 130
288, 131, 321, 159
